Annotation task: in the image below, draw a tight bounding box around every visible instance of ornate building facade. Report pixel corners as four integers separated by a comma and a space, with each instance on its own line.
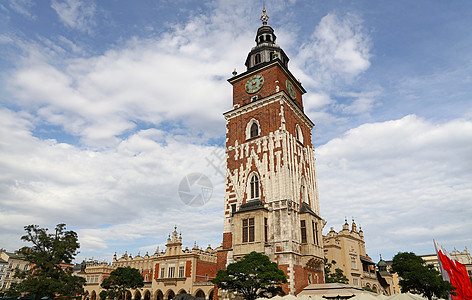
83, 228, 217, 300
323, 219, 395, 295
216, 10, 325, 296
0, 249, 30, 292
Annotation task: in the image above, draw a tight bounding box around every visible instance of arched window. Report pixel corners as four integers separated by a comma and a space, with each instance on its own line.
250, 123, 259, 138
250, 173, 260, 199
255, 53, 261, 64
296, 124, 304, 143
246, 119, 261, 140
301, 177, 307, 204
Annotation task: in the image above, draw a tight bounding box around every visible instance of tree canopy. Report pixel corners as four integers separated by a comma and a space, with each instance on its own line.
100, 266, 144, 299
9, 223, 85, 300
211, 251, 287, 300
391, 252, 456, 300
324, 259, 349, 284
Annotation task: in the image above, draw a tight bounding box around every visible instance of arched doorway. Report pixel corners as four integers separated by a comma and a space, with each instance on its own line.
91, 291, 97, 300
208, 290, 214, 300
194, 290, 205, 299
144, 291, 151, 300
177, 289, 187, 295
135, 291, 142, 300
155, 290, 164, 300
166, 290, 175, 300
126, 291, 132, 300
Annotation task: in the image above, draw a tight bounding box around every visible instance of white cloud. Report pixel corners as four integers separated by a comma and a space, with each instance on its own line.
50, 0, 96, 33
296, 12, 371, 88
317, 115, 472, 257
7, 0, 35, 19
0, 107, 226, 256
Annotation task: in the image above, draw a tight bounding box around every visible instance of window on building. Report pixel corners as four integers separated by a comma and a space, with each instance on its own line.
231, 204, 236, 215
8, 263, 13, 269
250, 122, 259, 138
160, 267, 165, 278
301, 220, 307, 243
255, 53, 261, 64
24, 264, 29, 271
145, 274, 148, 282
351, 255, 358, 270
250, 174, 259, 199
353, 278, 359, 286
246, 119, 260, 140
168, 266, 175, 278
264, 217, 268, 243
300, 177, 307, 204
296, 125, 304, 143
313, 221, 319, 245
242, 218, 255, 243
179, 266, 185, 278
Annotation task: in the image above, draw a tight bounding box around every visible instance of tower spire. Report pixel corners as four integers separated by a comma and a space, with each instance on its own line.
260, 3, 269, 25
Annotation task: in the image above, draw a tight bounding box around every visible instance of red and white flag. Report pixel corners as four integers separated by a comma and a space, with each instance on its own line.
434, 240, 472, 300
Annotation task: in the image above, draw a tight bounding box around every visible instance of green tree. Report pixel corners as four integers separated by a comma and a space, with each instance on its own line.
10, 223, 85, 300
211, 251, 287, 300
324, 259, 349, 284
391, 252, 456, 300
101, 266, 144, 299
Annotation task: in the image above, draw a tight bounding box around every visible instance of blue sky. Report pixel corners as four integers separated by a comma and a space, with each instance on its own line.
1, 0, 471, 264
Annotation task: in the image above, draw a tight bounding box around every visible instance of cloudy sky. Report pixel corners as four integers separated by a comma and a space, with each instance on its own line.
1, 0, 471, 263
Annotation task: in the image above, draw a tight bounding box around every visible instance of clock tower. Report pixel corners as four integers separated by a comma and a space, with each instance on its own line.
217, 10, 325, 295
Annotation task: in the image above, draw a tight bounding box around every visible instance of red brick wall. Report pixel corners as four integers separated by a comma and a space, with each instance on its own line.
274, 264, 324, 295
142, 269, 152, 282
278, 264, 290, 295
222, 232, 232, 249
293, 265, 309, 295
195, 260, 217, 282
217, 250, 229, 271
185, 260, 192, 278
154, 263, 159, 279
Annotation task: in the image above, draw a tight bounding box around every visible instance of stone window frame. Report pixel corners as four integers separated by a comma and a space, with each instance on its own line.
300, 220, 307, 243
246, 118, 261, 140
242, 217, 255, 243
249, 172, 260, 200
300, 176, 307, 204
295, 124, 304, 143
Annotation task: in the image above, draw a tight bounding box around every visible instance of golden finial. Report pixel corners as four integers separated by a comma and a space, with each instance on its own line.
261, 8, 269, 25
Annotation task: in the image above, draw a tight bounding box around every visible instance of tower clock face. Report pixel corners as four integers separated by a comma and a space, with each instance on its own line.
285, 80, 296, 100
245, 75, 264, 94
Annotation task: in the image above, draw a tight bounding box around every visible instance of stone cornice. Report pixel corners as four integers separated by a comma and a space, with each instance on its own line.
223, 91, 315, 130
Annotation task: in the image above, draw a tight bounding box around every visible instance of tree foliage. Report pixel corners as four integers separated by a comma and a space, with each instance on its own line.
211, 251, 287, 300
100, 266, 144, 299
391, 252, 456, 300
324, 259, 349, 284
10, 224, 85, 300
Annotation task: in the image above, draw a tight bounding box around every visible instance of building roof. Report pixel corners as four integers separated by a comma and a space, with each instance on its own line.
234, 200, 267, 213
300, 202, 322, 219
299, 283, 376, 298
360, 256, 375, 265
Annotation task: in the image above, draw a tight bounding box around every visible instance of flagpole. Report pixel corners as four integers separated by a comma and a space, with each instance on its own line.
434, 239, 452, 300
